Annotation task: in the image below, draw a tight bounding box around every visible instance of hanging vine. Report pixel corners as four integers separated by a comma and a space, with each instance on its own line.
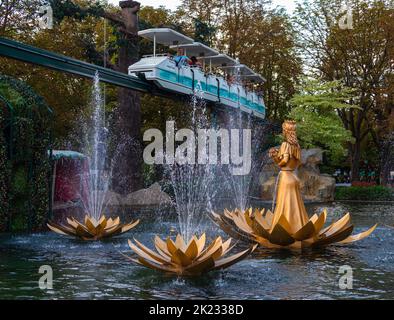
0, 97, 10, 231
0, 74, 53, 231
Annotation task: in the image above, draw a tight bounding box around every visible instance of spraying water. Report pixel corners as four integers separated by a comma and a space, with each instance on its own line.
80, 72, 110, 220
165, 85, 216, 240
224, 60, 257, 211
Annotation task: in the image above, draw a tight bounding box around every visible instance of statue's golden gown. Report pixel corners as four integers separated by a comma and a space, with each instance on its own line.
271, 142, 309, 234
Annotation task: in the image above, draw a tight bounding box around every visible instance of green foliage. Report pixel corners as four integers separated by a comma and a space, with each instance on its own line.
289, 80, 355, 164
49, 0, 105, 23
194, 18, 215, 46
335, 186, 394, 201
0, 74, 52, 232
0, 99, 9, 231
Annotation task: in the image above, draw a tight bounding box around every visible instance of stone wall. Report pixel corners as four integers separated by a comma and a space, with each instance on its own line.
259, 148, 335, 202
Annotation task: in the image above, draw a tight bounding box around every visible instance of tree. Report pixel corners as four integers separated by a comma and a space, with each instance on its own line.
294, 0, 394, 180
289, 80, 355, 164
0, 0, 45, 39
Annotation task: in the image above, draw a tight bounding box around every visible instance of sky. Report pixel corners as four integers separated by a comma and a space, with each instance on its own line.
108, 0, 296, 13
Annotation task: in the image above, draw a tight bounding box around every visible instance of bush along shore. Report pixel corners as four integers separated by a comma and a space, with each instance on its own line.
335, 186, 394, 201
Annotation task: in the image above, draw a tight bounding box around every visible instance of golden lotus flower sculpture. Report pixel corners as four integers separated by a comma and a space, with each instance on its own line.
125, 233, 257, 276
47, 215, 139, 240
212, 208, 377, 250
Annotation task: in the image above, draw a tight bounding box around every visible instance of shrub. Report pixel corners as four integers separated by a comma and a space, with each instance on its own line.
351, 181, 377, 187
335, 186, 394, 201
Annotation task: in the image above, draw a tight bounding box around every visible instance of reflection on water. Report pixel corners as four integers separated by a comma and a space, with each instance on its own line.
0, 202, 393, 299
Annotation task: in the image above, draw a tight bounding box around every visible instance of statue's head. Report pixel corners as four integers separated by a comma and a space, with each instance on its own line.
282, 120, 299, 146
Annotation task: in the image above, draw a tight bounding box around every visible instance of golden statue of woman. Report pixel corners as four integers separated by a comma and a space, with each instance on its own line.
269, 120, 309, 234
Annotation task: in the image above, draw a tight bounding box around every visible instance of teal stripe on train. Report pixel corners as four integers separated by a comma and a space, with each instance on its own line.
180, 76, 193, 88
158, 68, 177, 83
207, 84, 218, 95
220, 88, 229, 98
194, 80, 206, 91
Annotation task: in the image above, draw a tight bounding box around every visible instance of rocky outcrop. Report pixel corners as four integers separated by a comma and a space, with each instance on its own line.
122, 182, 173, 207
260, 148, 335, 202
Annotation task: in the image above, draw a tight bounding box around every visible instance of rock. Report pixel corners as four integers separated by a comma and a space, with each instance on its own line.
122, 182, 173, 206
259, 148, 335, 202
104, 191, 123, 206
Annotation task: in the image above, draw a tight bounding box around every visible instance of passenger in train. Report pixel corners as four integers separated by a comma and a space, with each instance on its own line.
174, 48, 190, 66
189, 56, 202, 68
227, 74, 236, 85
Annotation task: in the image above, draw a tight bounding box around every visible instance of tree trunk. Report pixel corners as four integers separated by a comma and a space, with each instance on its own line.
350, 140, 361, 182
111, 1, 143, 194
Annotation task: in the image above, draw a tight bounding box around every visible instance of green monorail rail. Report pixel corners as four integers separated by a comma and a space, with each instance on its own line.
0, 37, 151, 92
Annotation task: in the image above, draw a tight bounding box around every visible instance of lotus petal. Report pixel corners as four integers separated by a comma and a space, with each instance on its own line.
275, 214, 293, 234
166, 237, 178, 255
233, 214, 254, 234
137, 257, 176, 273
264, 210, 274, 225
320, 213, 351, 237
121, 220, 140, 233
105, 218, 115, 229
128, 240, 167, 265
175, 234, 187, 251
185, 238, 199, 260
70, 218, 94, 235
213, 245, 257, 270
309, 211, 327, 234
221, 238, 232, 255
252, 211, 272, 238
211, 214, 247, 240
254, 210, 271, 230
268, 223, 295, 246
85, 217, 98, 234
293, 221, 315, 241
66, 217, 79, 229
312, 225, 354, 247
196, 233, 206, 255
154, 235, 171, 257
112, 216, 120, 226
339, 224, 378, 244
198, 238, 223, 261
184, 256, 215, 275
132, 238, 171, 264
171, 249, 193, 266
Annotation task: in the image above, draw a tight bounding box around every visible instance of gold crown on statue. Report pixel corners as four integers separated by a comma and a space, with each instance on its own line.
282, 120, 297, 132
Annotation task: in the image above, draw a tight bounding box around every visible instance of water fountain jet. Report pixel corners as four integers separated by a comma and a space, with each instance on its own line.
48, 72, 139, 240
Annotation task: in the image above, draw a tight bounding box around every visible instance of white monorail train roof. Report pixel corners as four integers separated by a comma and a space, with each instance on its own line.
169, 42, 219, 57
138, 28, 265, 83
219, 64, 253, 75
243, 73, 266, 83
138, 28, 194, 46
198, 54, 237, 67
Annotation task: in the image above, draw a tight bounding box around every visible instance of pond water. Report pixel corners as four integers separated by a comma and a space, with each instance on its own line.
0, 202, 393, 300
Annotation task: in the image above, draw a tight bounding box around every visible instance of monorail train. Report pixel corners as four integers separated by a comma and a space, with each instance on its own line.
128, 28, 266, 119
